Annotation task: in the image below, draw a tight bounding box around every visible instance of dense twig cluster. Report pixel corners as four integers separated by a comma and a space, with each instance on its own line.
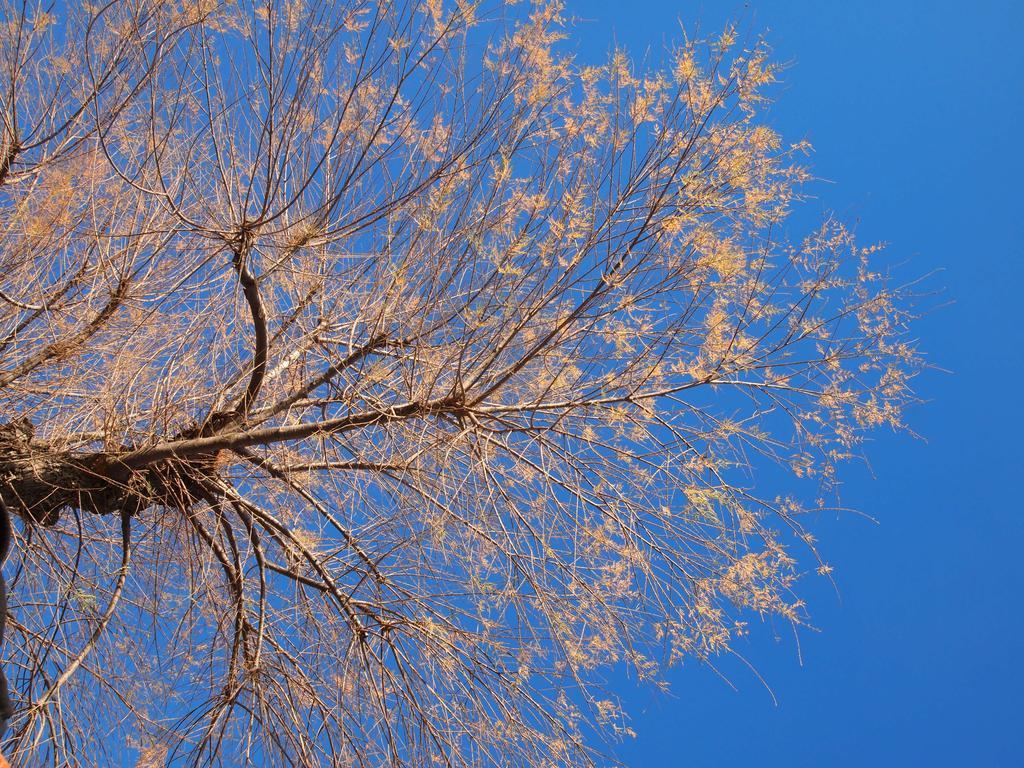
0, 1, 919, 765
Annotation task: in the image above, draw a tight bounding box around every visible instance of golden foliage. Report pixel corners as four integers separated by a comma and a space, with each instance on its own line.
0, 1, 919, 765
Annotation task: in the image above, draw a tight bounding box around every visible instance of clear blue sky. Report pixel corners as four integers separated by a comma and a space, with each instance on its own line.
565, 1, 1024, 766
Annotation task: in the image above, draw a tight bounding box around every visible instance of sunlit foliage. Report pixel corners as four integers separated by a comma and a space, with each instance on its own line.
0, 1, 918, 765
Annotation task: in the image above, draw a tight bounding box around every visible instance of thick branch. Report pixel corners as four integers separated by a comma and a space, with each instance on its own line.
0, 134, 17, 188
230, 243, 268, 420
116, 394, 464, 470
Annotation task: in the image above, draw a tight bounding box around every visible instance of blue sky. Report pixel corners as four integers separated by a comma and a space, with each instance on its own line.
564, 1, 1024, 766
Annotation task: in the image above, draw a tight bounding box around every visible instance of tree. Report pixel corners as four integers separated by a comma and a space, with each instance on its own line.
0, 1, 919, 765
